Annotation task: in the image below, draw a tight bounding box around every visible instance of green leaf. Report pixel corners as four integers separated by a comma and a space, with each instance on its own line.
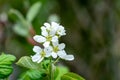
55, 66, 69, 80
9, 9, 26, 25
16, 56, 41, 69
61, 72, 85, 80
26, 2, 41, 22
13, 23, 29, 37
54, 66, 59, 80
9, 9, 30, 29
18, 69, 47, 80
41, 59, 50, 69
0, 66, 13, 78
0, 53, 16, 79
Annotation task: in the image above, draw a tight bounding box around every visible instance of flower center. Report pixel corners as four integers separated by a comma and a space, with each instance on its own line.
41, 50, 45, 57
53, 46, 58, 53
46, 36, 52, 41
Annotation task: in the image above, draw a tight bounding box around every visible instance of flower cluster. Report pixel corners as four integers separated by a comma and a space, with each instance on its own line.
31, 22, 74, 63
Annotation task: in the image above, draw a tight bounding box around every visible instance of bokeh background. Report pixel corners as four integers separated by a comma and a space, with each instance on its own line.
0, 0, 120, 80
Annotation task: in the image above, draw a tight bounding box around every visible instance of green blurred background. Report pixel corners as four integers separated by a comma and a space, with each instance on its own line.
0, 0, 120, 80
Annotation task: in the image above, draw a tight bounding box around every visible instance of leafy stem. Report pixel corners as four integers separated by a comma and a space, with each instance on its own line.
54, 57, 60, 64
49, 57, 54, 80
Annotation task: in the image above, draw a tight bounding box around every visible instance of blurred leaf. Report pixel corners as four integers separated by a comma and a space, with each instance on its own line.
9, 9, 30, 30
55, 66, 69, 80
26, 2, 41, 22
0, 53, 16, 65
61, 72, 85, 80
0, 66, 13, 79
18, 69, 47, 80
54, 66, 59, 80
0, 53, 16, 79
13, 23, 29, 37
9, 9, 26, 25
16, 56, 41, 69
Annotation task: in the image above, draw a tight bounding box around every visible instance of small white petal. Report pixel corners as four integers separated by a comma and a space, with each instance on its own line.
50, 29, 56, 36
57, 51, 66, 58
44, 46, 53, 53
51, 22, 59, 27
31, 53, 41, 62
42, 30, 48, 37
58, 43, 65, 50
41, 26, 48, 37
44, 23, 51, 30
37, 57, 44, 63
64, 55, 74, 61
43, 41, 50, 47
51, 52, 57, 58
41, 26, 46, 30
51, 22, 59, 33
52, 36, 58, 42
33, 46, 42, 53
52, 41, 59, 47
44, 46, 52, 57
57, 26, 66, 36
45, 52, 51, 57
44, 23, 50, 27
33, 35, 46, 43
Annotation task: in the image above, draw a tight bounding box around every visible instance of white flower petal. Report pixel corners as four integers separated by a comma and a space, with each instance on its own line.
64, 55, 74, 61
58, 43, 65, 50
44, 23, 50, 30
41, 26, 48, 37
44, 46, 52, 57
45, 52, 51, 57
51, 22, 59, 27
37, 57, 44, 63
57, 51, 66, 58
52, 41, 59, 47
31, 53, 41, 62
33, 35, 46, 43
50, 29, 56, 36
51, 22, 59, 31
51, 52, 57, 58
57, 26, 66, 36
41, 26, 46, 31
33, 46, 42, 53
52, 36, 58, 42
44, 46, 53, 53
43, 41, 50, 47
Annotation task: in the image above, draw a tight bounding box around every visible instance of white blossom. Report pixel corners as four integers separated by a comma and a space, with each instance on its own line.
31, 46, 52, 63
33, 34, 58, 48
51, 41, 66, 58
43, 22, 66, 37
56, 25, 66, 36
51, 41, 74, 60
32, 22, 74, 63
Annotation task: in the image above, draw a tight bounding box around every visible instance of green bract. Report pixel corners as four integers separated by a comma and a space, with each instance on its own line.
0, 53, 16, 79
